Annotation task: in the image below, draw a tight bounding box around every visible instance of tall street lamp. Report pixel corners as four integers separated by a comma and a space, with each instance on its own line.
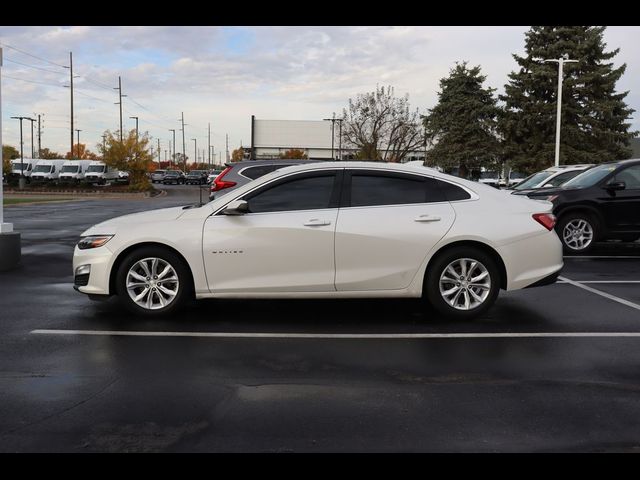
544, 55, 578, 167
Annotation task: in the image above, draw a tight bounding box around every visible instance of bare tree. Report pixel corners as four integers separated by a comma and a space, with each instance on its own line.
341, 85, 425, 162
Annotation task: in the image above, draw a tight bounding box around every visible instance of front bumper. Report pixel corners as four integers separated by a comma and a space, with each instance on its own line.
72, 244, 115, 295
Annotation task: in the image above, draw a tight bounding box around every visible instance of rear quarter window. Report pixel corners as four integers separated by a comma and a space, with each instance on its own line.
436, 180, 471, 201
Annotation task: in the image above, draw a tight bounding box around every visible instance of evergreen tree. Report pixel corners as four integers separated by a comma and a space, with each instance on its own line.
500, 26, 636, 173
423, 62, 502, 176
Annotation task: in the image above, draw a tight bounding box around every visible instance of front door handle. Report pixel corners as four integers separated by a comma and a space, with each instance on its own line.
304, 219, 331, 227
414, 215, 441, 223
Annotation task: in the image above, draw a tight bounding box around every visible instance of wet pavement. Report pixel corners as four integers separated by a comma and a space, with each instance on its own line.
1, 184, 640, 452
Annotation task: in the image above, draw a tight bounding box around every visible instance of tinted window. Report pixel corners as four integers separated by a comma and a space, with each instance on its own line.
611, 165, 640, 189
246, 174, 335, 213
350, 173, 444, 207
242, 165, 277, 180
436, 180, 471, 201
544, 170, 581, 187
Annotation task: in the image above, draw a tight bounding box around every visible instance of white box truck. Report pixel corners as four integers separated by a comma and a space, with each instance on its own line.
30, 159, 67, 184
59, 160, 94, 185
84, 161, 119, 185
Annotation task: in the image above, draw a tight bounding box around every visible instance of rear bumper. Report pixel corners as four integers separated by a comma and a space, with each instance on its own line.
524, 268, 562, 288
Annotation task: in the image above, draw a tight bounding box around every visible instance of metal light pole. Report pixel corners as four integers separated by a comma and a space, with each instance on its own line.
192, 138, 197, 167
544, 56, 578, 167
11, 116, 32, 188
75, 129, 81, 158
0, 47, 13, 232
129, 116, 139, 143
27, 118, 36, 158
323, 114, 336, 159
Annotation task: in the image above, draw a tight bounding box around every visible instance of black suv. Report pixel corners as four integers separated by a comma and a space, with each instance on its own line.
525, 159, 640, 253
185, 170, 208, 185
162, 170, 186, 185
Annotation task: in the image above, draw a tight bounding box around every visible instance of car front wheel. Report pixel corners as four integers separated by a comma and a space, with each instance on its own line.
425, 247, 500, 320
557, 213, 597, 254
115, 247, 191, 315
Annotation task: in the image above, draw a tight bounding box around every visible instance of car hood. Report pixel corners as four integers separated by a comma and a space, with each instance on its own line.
81, 206, 187, 236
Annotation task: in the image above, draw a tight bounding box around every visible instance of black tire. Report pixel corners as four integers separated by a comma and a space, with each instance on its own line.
424, 246, 501, 320
556, 212, 599, 254
115, 246, 192, 316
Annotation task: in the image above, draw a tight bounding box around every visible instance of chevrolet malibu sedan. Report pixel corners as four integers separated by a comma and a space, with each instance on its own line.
73, 162, 563, 319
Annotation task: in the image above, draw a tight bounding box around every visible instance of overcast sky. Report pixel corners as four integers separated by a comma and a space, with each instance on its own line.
1, 26, 639, 162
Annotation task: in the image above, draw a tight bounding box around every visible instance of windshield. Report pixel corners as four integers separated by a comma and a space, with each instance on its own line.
61, 165, 79, 173
165, 171, 179, 176
510, 171, 526, 179
480, 171, 498, 179
87, 165, 106, 173
12, 162, 30, 170
563, 164, 617, 188
514, 171, 555, 190
153, 170, 165, 176
33, 165, 52, 173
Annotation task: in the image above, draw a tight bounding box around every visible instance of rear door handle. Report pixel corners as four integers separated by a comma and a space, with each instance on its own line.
304, 219, 331, 227
414, 215, 441, 222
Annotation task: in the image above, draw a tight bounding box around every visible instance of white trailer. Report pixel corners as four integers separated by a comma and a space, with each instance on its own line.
30, 159, 67, 183
58, 160, 94, 184
84, 161, 119, 185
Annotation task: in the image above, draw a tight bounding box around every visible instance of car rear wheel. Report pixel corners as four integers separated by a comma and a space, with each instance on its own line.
424, 247, 500, 320
557, 213, 597, 254
115, 246, 191, 315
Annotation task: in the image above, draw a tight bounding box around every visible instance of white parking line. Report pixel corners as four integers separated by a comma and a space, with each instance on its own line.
557, 280, 640, 284
564, 255, 640, 259
30, 329, 640, 339
558, 276, 640, 312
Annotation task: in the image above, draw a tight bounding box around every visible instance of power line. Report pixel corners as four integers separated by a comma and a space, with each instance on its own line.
4, 75, 65, 88
0, 42, 68, 69
4, 58, 66, 75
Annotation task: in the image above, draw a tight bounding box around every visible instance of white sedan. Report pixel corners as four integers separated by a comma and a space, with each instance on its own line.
73, 162, 563, 319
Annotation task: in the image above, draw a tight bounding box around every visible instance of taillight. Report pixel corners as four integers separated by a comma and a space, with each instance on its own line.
532, 213, 556, 231
211, 166, 237, 192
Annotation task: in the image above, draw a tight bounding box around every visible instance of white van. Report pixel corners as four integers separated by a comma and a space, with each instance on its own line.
84, 161, 119, 184
10, 158, 40, 179
30, 159, 67, 183
59, 160, 94, 184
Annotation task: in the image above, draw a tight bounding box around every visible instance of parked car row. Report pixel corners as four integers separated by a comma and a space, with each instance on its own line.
150, 169, 218, 185
6, 158, 129, 185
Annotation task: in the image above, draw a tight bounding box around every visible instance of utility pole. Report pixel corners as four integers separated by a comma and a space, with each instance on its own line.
164, 150, 167, 162
544, 55, 579, 167
27, 117, 36, 158
225, 133, 229, 162
68, 52, 74, 157
169, 129, 176, 165
157, 139, 160, 163
336, 118, 343, 161
11, 116, 32, 188
179, 112, 186, 172
192, 138, 197, 167
114, 76, 126, 142
323, 113, 337, 159
37, 114, 42, 158
129, 116, 139, 143
75, 129, 81, 159
208, 122, 211, 166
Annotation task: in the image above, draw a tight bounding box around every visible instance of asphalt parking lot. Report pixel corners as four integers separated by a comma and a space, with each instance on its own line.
1, 184, 640, 452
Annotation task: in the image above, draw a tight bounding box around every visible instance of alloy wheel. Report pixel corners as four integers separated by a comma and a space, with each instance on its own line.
126, 257, 180, 310
439, 258, 491, 310
562, 219, 593, 251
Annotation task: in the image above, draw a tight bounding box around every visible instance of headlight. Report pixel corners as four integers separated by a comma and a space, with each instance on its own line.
77, 235, 114, 250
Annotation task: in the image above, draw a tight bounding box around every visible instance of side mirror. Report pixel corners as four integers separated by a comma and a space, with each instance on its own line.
606, 181, 626, 191
221, 199, 249, 215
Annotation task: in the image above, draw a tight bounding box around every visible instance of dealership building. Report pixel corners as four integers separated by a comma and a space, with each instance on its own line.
249, 116, 426, 162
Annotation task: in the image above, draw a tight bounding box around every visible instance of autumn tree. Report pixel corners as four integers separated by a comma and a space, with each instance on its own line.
100, 129, 154, 189
3, 145, 19, 174
38, 148, 64, 159
279, 149, 307, 159
65, 143, 98, 160
423, 62, 502, 176
341, 85, 425, 162
231, 148, 244, 162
